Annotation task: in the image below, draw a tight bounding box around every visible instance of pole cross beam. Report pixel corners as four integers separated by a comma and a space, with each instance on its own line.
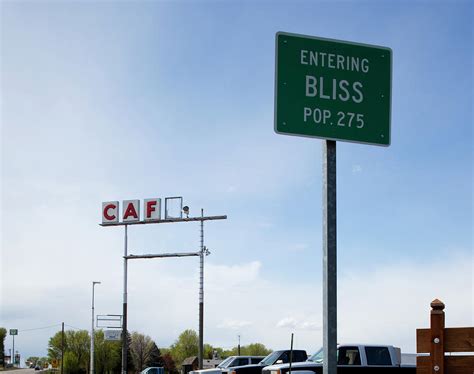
100, 215, 227, 227
125, 251, 203, 259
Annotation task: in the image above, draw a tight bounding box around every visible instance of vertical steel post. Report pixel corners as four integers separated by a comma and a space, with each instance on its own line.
322, 140, 337, 374
198, 209, 204, 369
91, 282, 100, 374
12, 335, 15, 367
91, 283, 95, 374
122, 225, 128, 374
61, 322, 64, 374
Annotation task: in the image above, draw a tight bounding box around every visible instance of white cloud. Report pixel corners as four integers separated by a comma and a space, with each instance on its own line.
218, 320, 252, 329
277, 317, 320, 331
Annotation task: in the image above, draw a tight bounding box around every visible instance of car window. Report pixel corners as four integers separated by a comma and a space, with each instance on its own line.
228, 360, 238, 367
236, 358, 249, 366
251, 358, 262, 364
292, 351, 307, 362
218, 357, 234, 368
279, 352, 289, 363
365, 347, 392, 366
337, 347, 361, 365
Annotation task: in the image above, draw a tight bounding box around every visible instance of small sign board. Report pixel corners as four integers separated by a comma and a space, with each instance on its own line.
9, 329, 18, 335
275, 32, 392, 146
104, 330, 121, 341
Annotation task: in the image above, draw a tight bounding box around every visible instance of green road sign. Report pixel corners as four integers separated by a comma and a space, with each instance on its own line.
9, 329, 18, 335
275, 32, 392, 146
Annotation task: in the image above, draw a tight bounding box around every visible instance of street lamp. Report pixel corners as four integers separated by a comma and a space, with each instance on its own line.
91, 281, 101, 374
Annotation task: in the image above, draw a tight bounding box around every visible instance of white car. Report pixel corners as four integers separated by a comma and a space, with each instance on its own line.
190, 356, 265, 374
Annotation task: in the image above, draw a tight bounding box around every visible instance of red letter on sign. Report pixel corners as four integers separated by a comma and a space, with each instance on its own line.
123, 203, 138, 220
144, 198, 160, 221
122, 200, 140, 222
102, 201, 119, 224
146, 200, 157, 218
104, 204, 116, 220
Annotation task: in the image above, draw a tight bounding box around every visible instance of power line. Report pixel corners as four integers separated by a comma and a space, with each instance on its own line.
19, 324, 61, 332
64, 324, 85, 331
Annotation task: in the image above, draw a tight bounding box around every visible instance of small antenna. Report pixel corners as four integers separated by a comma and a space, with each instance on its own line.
289, 333, 294, 374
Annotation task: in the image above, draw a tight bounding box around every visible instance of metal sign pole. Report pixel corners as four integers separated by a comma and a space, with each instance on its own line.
198, 209, 204, 369
122, 225, 128, 374
322, 140, 337, 374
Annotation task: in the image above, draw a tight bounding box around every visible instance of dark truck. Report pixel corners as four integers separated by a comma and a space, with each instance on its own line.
222, 350, 308, 374
262, 344, 416, 374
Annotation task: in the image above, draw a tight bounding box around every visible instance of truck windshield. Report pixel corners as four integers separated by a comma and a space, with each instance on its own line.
308, 349, 323, 363
259, 352, 281, 366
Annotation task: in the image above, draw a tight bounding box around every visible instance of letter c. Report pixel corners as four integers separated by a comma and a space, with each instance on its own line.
103, 204, 116, 221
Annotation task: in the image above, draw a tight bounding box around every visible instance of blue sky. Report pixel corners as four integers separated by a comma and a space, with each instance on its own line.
1, 0, 472, 364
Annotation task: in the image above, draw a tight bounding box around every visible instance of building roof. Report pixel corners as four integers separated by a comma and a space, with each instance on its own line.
182, 357, 198, 366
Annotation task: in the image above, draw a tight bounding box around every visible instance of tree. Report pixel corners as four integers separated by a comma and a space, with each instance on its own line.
146, 342, 164, 368
203, 344, 214, 359
48, 329, 89, 374
26, 357, 40, 367
130, 332, 155, 372
220, 343, 271, 358
94, 330, 121, 374
48, 331, 67, 361
169, 330, 198, 368
161, 353, 177, 374
241, 343, 271, 356
0, 328, 6, 368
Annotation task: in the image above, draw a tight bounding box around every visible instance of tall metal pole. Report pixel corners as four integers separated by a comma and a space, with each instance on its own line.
198, 209, 204, 369
61, 322, 64, 374
122, 225, 128, 374
91, 281, 101, 374
322, 140, 337, 374
12, 336, 15, 367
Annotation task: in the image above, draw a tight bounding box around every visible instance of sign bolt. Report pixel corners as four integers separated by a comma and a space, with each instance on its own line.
434, 338, 440, 344
434, 365, 440, 372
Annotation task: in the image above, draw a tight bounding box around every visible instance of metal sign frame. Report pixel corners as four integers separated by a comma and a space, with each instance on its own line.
97, 314, 122, 329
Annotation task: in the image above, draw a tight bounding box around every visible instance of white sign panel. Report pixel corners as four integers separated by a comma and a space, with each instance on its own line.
102, 201, 119, 225
144, 198, 161, 221
122, 200, 140, 223
104, 330, 121, 341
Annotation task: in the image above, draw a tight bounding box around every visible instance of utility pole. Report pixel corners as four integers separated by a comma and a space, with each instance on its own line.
91, 281, 101, 374
238, 335, 241, 356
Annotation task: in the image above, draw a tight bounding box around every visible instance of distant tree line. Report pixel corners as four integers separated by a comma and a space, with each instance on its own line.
0, 327, 6, 368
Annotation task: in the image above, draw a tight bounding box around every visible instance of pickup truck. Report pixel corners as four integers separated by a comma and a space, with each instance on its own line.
261, 344, 416, 373
222, 350, 308, 374
190, 356, 265, 374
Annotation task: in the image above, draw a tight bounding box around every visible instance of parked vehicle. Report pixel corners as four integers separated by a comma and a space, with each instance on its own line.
140, 367, 164, 374
262, 344, 416, 374
190, 356, 265, 374
221, 350, 308, 374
